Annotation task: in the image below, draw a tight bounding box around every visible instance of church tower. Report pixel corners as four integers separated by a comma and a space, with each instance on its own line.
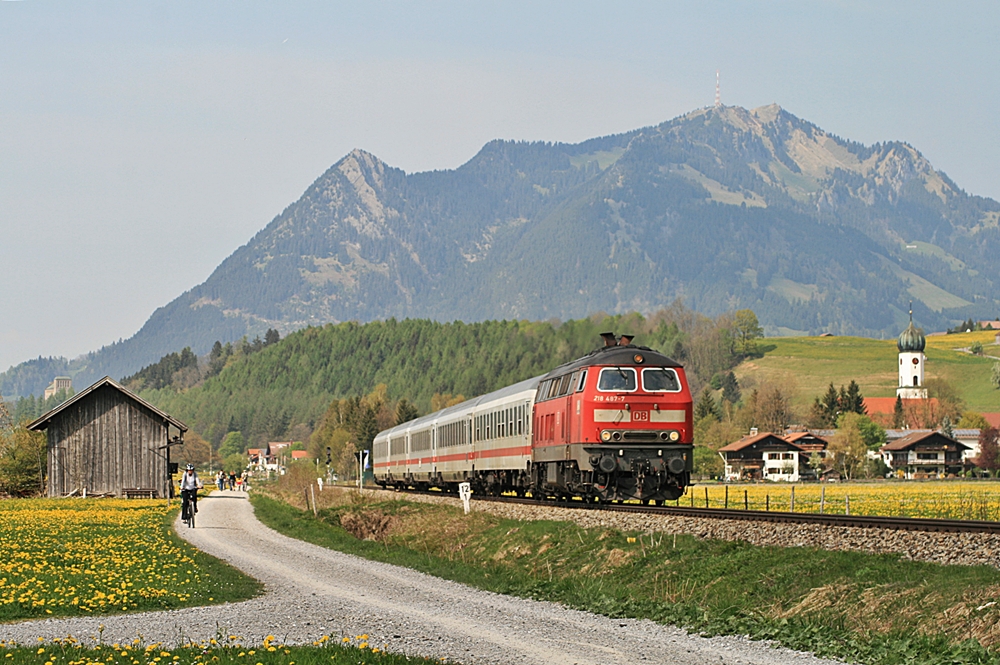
896, 306, 927, 399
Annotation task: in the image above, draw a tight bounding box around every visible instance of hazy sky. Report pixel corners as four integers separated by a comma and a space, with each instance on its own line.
2, 1, 998, 373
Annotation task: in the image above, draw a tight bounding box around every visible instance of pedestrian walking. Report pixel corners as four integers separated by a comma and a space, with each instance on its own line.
228, 470, 236, 490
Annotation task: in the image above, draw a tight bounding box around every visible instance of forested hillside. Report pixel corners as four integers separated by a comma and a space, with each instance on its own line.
139, 307, 745, 452
4, 103, 999, 398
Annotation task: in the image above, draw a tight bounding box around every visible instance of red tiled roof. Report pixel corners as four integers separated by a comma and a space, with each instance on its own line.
291, 450, 309, 459
983, 413, 1000, 429
863, 397, 939, 414
247, 448, 262, 455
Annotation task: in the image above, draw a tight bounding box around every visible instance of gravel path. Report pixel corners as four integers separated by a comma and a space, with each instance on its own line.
0, 491, 844, 665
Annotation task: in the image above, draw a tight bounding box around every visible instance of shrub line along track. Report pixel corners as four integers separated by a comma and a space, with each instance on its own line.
383, 487, 1000, 534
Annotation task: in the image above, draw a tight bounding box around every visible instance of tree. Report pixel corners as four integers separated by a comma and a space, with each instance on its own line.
992, 363, 1000, 390
739, 384, 791, 434
807, 452, 826, 477
820, 383, 840, 424
0, 426, 46, 497
850, 413, 887, 450
264, 328, 281, 346
219, 431, 246, 458
843, 380, 866, 414
957, 411, 990, 430
940, 416, 954, 439
731, 309, 764, 356
974, 427, 999, 475
720, 372, 741, 404
892, 395, 905, 429
925, 378, 964, 425
694, 388, 720, 422
692, 444, 723, 478
971, 341, 984, 356
222, 453, 246, 474
431, 393, 466, 411
806, 397, 830, 429
828, 413, 869, 480
177, 431, 214, 467
394, 399, 419, 426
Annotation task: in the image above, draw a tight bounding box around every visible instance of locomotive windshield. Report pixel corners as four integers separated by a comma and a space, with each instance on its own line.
642, 368, 681, 392
597, 367, 637, 392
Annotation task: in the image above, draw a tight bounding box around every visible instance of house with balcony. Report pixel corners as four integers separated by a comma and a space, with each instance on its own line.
880, 430, 970, 478
719, 431, 803, 482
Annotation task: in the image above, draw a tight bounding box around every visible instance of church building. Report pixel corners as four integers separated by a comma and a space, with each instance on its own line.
896, 310, 927, 399
863, 309, 935, 427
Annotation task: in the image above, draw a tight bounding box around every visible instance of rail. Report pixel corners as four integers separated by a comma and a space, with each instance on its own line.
377, 486, 1000, 535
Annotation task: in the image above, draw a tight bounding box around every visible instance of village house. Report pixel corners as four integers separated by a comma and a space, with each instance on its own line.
719, 430, 830, 482
248, 441, 295, 473
880, 430, 970, 479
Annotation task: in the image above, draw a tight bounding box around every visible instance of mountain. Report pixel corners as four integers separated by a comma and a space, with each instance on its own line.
4, 104, 999, 398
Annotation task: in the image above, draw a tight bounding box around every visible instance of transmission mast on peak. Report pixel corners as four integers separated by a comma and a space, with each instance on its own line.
715, 70, 721, 108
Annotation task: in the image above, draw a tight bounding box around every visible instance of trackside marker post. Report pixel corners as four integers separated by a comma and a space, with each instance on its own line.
459, 482, 472, 515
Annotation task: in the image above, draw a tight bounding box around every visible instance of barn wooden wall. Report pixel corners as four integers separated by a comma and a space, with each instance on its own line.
46, 385, 169, 497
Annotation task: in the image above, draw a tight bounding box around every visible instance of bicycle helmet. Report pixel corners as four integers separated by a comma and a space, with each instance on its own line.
185, 464, 195, 470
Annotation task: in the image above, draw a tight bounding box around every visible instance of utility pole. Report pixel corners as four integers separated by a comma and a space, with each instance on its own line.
715, 70, 721, 108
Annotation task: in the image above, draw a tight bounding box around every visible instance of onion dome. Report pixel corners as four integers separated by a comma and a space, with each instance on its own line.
897, 311, 926, 353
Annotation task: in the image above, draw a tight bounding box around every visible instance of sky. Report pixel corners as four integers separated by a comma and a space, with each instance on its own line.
1, 1, 998, 373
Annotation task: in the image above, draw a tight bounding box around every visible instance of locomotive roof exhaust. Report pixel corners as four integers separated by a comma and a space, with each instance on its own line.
600, 332, 635, 347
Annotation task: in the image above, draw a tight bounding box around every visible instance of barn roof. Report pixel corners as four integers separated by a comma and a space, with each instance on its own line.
27, 376, 188, 433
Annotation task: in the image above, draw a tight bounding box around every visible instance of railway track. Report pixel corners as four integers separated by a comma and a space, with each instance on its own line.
376, 486, 1000, 535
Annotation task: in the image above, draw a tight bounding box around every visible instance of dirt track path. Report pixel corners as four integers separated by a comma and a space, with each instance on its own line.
0, 491, 842, 665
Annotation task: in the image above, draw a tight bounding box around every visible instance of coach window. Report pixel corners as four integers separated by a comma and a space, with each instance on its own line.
597, 367, 637, 392
642, 368, 681, 392
576, 370, 588, 392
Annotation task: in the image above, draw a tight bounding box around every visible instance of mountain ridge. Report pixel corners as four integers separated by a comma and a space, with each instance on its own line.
4, 103, 998, 398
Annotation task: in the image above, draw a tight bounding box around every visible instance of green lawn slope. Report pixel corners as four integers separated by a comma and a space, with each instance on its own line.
736, 330, 1000, 413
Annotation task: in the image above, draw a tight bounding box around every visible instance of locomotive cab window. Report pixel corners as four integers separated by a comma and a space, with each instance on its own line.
597, 367, 637, 392
642, 368, 681, 392
575, 370, 588, 392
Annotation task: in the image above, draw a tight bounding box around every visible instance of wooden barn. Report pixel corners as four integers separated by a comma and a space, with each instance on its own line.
28, 376, 186, 498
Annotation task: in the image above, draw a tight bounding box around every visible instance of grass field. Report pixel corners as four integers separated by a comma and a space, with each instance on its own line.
736, 331, 1000, 412
0, 637, 433, 665
0, 498, 261, 622
252, 489, 1000, 665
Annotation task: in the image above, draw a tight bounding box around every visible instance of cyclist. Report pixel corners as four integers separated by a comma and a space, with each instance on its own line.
179, 463, 203, 524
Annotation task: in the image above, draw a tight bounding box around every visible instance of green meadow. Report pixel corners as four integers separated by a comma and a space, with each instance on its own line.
736, 331, 1000, 412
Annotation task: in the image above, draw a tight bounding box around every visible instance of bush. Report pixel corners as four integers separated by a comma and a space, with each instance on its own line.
0, 427, 46, 497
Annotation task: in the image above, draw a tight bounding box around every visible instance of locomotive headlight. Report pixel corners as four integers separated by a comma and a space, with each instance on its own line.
601, 430, 612, 442
669, 430, 680, 442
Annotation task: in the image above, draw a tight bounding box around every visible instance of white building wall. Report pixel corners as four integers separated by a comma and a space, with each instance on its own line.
897, 351, 927, 398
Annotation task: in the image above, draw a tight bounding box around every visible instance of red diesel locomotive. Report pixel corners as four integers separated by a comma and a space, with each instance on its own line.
372, 333, 694, 503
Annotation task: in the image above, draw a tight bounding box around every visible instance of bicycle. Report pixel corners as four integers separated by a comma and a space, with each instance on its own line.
181, 489, 196, 528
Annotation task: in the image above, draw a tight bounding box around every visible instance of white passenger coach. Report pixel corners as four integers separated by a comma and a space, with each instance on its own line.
373, 377, 540, 493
